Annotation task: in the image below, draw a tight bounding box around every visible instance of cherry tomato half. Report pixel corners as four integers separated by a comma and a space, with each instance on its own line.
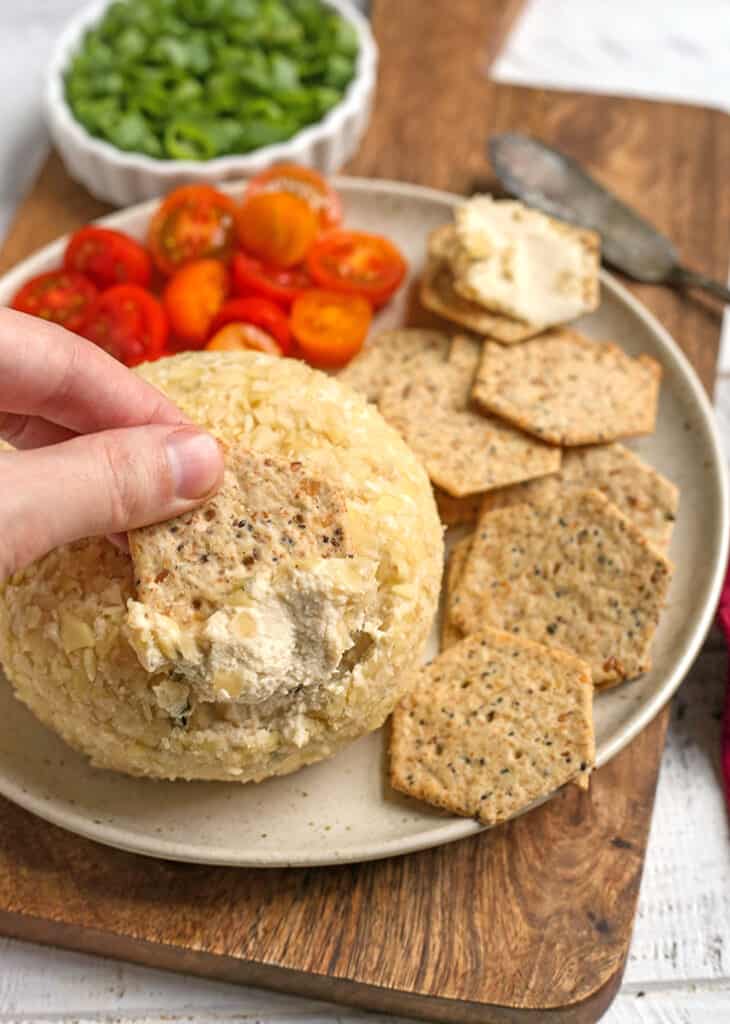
148, 184, 238, 276
245, 164, 341, 232
163, 258, 230, 348
306, 231, 407, 308
210, 297, 291, 353
232, 251, 312, 309
236, 192, 318, 269
11, 270, 98, 333
64, 226, 152, 290
290, 289, 372, 367
79, 285, 168, 367
206, 323, 283, 356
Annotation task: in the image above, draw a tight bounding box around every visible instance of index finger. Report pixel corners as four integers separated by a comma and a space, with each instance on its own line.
0, 308, 190, 433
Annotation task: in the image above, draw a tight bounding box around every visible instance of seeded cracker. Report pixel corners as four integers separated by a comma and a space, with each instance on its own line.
126, 447, 358, 691
129, 448, 350, 617
337, 328, 450, 403
379, 338, 560, 498
480, 443, 679, 551
389, 628, 595, 826
472, 330, 662, 445
441, 535, 472, 650
451, 489, 673, 687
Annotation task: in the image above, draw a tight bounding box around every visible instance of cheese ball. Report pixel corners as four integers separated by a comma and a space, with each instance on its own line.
0, 352, 443, 782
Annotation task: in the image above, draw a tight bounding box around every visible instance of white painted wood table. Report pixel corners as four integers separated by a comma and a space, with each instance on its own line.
2, 2, 730, 1021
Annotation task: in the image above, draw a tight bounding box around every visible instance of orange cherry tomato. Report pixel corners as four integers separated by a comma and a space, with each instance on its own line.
163, 258, 229, 348
11, 270, 98, 333
290, 289, 372, 367
232, 251, 312, 310
210, 297, 291, 353
236, 192, 318, 269
306, 231, 407, 308
245, 164, 341, 232
206, 322, 283, 356
79, 284, 168, 367
64, 226, 152, 289
148, 184, 238, 276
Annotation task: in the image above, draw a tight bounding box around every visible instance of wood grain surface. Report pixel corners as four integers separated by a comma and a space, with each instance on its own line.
0, 2, 729, 1023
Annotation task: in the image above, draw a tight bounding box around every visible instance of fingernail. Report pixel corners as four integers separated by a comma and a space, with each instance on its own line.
166, 429, 222, 499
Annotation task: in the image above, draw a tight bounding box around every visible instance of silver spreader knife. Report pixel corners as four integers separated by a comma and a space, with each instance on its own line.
489, 133, 730, 305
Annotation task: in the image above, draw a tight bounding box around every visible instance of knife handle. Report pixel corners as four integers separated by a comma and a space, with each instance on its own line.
670, 265, 730, 305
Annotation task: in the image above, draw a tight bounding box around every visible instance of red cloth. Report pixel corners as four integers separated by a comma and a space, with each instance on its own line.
717, 564, 730, 806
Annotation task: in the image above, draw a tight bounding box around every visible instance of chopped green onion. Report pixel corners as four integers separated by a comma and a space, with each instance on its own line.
65, 0, 360, 162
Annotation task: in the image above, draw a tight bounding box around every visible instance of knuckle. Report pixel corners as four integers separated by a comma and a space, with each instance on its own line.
98, 436, 143, 530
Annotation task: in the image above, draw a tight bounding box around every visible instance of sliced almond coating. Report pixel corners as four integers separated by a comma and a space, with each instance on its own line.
451, 489, 673, 686
480, 443, 678, 552
441, 535, 472, 650
337, 328, 450, 404
379, 345, 560, 498
390, 628, 595, 826
472, 329, 662, 445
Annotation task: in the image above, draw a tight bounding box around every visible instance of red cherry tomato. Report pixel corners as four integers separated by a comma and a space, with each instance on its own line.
64, 226, 152, 290
148, 184, 238, 276
206, 323, 283, 356
11, 270, 98, 333
232, 251, 312, 309
79, 285, 168, 366
306, 231, 407, 308
290, 289, 372, 367
210, 297, 291, 353
163, 258, 229, 347
245, 164, 341, 232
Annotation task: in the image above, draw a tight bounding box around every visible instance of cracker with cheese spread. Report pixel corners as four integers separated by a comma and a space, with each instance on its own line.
450, 489, 673, 687
473, 330, 662, 445
389, 628, 595, 826
448, 197, 600, 327
126, 448, 379, 703
420, 254, 543, 343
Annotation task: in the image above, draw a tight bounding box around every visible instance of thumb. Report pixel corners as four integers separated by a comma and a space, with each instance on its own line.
0, 426, 223, 578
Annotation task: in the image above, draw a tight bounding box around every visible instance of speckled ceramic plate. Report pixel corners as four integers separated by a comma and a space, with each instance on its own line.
0, 179, 727, 867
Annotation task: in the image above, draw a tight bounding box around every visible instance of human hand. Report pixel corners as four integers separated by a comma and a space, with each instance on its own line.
0, 309, 224, 580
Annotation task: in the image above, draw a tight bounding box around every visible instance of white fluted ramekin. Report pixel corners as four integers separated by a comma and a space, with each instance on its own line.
45, 0, 377, 206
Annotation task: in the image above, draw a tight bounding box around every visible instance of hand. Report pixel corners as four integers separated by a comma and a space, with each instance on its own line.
0, 309, 224, 580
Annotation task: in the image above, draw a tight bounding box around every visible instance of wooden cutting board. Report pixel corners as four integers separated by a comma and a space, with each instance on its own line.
1, 3, 729, 1022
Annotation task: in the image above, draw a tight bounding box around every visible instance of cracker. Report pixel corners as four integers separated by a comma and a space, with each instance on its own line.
420, 255, 542, 344
441, 535, 472, 650
447, 332, 483, 375
389, 628, 595, 826
451, 489, 673, 686
379, 345, 561, 498
472, 330, 662, 445
129, 448, 350, 623
337, 328, 450, 403
433, 487, 483, 527
480, 444, 679, 552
